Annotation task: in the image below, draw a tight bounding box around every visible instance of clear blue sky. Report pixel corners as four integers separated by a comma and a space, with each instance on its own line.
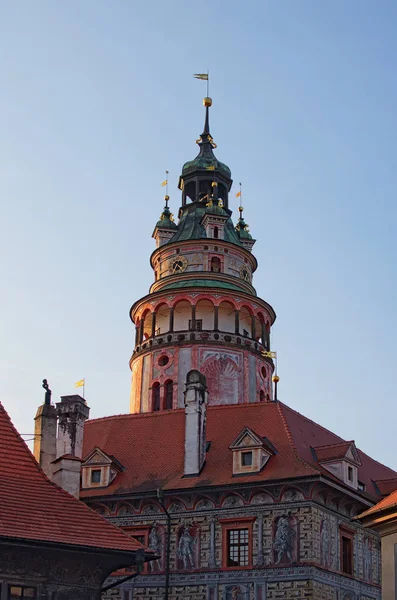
1, 1, 396, 467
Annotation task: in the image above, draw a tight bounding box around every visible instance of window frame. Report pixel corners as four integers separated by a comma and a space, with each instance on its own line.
114, 526, 151, 575
339, 525, 354, 576
219, 517, 255, 570
8, 585, 37, 599
91, 468, 102, 484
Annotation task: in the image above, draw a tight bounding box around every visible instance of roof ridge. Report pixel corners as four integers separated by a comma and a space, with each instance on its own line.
279, 402, 346, 443
374, 476, 397, 483
87, 401, 276, 425
313, 440, 354, 450
277, 403, 319, 475
357, 447, 397, 477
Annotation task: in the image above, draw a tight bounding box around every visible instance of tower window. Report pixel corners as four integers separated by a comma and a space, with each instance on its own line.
152, 383, 160, 411
164, 380, 173, 410
259, 390, 265, 402
189, 319, 202, 331
210, 257, 221, 273
213, 226, 219, 239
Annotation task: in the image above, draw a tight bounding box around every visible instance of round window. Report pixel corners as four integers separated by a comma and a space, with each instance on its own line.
158, 355, 169, 367
261, 366, 267, 379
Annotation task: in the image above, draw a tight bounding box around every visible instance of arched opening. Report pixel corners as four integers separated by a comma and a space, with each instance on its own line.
218, 183, 227, 208
239, 306, 252, 338
152, 383, 161, 411
141, 309, 152, 341
213, 226, 219, 239
210, 256, 221, 273
259, 390, 265, 402
218, 301, 235, 333
195, 299, 214, 330
164, 380, 173, 410
184, 181, 196, 204
155, 303, 170, 336
173, 300, 191, 331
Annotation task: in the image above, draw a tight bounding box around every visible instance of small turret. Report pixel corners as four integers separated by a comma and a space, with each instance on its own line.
152, 195, 178, 248
235, 205, 256, 251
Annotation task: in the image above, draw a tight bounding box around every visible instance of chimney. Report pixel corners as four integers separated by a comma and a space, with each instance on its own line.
52, 455, 83, 498
184, 370, 208, 477
54, 394, 90, 497
33, 379, 57, 478
56, 394, 90, 458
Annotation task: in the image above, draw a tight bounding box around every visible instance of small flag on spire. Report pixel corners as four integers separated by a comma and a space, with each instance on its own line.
193, 73, 208, 80
75, 379, 85, 388
262, 351, 277, 359
161, 180, 167, 187
235, 191, 241, 198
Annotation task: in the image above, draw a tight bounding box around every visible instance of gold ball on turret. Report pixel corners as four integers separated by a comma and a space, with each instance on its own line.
272, 375, 280, 383
164, 195, 170, 201
211, 181, 218, 187
203, 97, 212, 107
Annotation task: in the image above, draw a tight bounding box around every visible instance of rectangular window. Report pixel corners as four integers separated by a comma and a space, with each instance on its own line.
91, 469, 101, 483
241, 451, 253, 467
189, 319, 203, 331
348, 466, 353, 481
358, 481, 366, 491
227, 529, 249, 567
341, 535, 353, 575
9, 587, 36, 598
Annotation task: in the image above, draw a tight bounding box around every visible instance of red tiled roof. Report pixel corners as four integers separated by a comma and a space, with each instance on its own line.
312, 442, 354, 462
0, 401, 147, 553
374, 478, 397, 497
80, 401, 396, 500
359, 488, 397, 519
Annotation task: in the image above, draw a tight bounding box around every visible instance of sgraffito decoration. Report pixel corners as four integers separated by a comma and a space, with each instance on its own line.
176, 522, 200, 571
273, 513, 298, 565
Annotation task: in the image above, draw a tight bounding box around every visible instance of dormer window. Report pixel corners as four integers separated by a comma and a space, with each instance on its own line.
241, 452, 253, 467
91, 469, 101, 484
229, 427, 275, 475
312, 441, 362, 490
81, 447, 124, 490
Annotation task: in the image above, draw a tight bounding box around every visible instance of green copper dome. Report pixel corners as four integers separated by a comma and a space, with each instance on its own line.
182, 156, 231, 178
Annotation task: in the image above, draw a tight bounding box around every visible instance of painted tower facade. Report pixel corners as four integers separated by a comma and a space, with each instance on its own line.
129, 97, 276, 414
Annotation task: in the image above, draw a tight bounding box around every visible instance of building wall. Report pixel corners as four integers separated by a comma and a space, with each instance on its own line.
380, 530, 397, 600
92, 483, 381, 600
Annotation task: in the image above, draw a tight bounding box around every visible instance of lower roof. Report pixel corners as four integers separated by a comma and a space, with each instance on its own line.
80, 401, 396, 501
0, 402, 146, 554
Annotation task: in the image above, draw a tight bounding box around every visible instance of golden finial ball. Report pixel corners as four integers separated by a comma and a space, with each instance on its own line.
211, 181, 218, 187
203, 97, 212, 107
272, 375, 280, 383
164, 195, 170, 201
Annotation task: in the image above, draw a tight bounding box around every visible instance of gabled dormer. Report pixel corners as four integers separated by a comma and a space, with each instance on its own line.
312, 441, 362, 490
229, 427, 274, 475
81, 447, 124, 489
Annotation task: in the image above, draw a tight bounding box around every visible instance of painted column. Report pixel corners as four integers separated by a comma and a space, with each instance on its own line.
235, 309, 240, 335
209, 516, 217, 568
251, 314, 256, 339
191, 304, 196, 330
214, 306, 219, 331
135, 325, 139, 347
139, 320, 144, 344
169, 307, 174, 332
261, 321, 266, 348
151, 312, 157, 337
256, 515, 264, 566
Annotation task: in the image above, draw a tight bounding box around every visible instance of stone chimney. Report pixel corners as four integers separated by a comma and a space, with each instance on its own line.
56, 394, 90, 458
33, 379, 57, 478
184, 370, 208, 477
53, 394, 90, 497
52, 455, 83, 498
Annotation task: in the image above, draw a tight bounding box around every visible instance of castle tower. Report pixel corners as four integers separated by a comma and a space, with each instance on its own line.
129, 97, 276, 414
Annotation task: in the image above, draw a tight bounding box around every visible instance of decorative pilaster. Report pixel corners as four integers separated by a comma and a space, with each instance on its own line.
209, 516, 217, 568
256, 515, 264, 566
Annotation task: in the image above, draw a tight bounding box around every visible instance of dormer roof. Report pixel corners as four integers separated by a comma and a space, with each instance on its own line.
83, 446, 124, 472
312, 441, 361, 465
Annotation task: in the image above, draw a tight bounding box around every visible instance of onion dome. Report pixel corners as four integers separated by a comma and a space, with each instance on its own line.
182, 98, 231, 178
156, 196, 177, 230
235, 206, 253, 240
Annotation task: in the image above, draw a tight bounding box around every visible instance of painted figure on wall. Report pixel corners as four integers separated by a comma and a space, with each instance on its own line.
320, 517, 331, 568
363, 537, 372, 582
149, 523, 163, 572
202, 352, 240, 405
177, 523, 199, 570
273, 514, 297, 564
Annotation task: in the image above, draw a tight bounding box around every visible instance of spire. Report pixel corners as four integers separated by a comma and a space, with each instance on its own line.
235, 184, 253, 240
203, 98, 211, 136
